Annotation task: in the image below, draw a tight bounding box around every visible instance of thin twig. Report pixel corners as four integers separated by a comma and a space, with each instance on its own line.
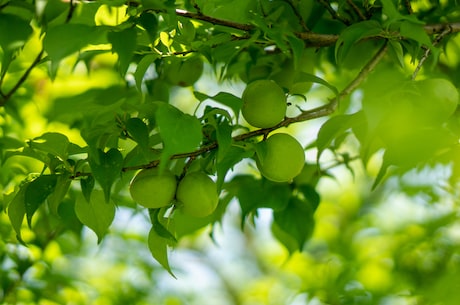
0, 49, 44, 107
316, 0, 351, 25
404, 0, 413, 14
283, 0, 310, 31
346, 0, 367, 21
412, 26, 452, 80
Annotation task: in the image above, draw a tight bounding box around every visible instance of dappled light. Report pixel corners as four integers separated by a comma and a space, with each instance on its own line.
2, 0, 460, 304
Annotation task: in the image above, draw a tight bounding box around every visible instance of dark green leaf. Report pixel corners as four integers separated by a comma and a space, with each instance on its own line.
272, 197, 315, 253
89, 148, 123, 202
80, 175, 95, 203
108, 27, 137, 76
335, 20, 382, 65
25, 175, 58, 227
47, 174, 71, 215
155, 103, 202, 170
7, 183, 29, 243
126, 118, 150, 149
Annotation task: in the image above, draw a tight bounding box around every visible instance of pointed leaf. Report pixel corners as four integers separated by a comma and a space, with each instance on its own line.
155, 103, 202, 170
7, 183, 29, 243
89, 148, 123, 202
25, 175, 58, 227
75, 190, 116, 243
47, 174, 71, 215
148, 226, 176, 277
272, 196, 316, 253
29, 132, 70, 161
80, 175, 95, 203
108, 27, 137, 76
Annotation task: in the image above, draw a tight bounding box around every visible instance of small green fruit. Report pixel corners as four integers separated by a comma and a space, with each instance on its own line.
416, 78, 459, 122
176, 172, 219, 217
242, 80, 287, 128
163, 56, 204, 87
129, 168, 177, 209
256, 133, 305, 182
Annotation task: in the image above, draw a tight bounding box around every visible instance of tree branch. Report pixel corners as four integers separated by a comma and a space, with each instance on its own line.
156, 8, 460, 48
0, 49, 44, 107
113, 40, 390, 175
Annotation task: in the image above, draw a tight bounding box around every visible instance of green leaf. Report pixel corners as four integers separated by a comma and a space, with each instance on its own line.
134, 54, 159, 91
75, 190, 116, 243
148, 226, 175, 277
137, 11, 158, 40
388, 40, 405, 67
216, 146, 254, 191
227, 175, 291, 224
80, 175, 95, 203
0, 13, 33, 74
400, 20, 433, 48
155, 103, 202, 170
7, 183, 29, 243
171, 208, 215, 239
149, 209, 177, 243
316, 112, 365, 161
43, 23, 107, 78
25, 175, 58, 227
272, 196, 316, 253
47, 174, 71, 215
335, 20, 382, 65
108, 27, 137, 76
89, 148, 123, 202
194, 91, 243, 118
126, 118, 150, 149
28, 132, 70, 161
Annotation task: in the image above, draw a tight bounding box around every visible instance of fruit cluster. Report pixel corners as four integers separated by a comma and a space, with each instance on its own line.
129, 169, 218, 218
242, 80, 306, 183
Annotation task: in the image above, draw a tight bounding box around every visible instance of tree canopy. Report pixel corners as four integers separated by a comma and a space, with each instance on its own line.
1, 0, 460, 304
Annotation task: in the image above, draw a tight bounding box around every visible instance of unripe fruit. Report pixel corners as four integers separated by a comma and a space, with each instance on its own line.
163, 56, 203, 87
176, 172, 219, 217
129, 168, 177, 209
242, 80, 287, 128
415, 78, 459, 122
256, 133, 305, 183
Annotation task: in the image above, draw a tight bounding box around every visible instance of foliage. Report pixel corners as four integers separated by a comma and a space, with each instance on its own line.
1, 0, 460, 303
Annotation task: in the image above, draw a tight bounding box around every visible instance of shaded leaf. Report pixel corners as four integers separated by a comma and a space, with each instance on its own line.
155, 103, 202, 170
108, 27, 137, 76
25, 175, 58, 227
47, 174, 71, 215
89, 148, 123, 202
28, 132, 70, 161
7, 183, 30, 243
272, 196, 316, 253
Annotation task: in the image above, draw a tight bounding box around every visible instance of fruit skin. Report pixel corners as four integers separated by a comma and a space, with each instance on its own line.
256, 133, 305, 183
415, 78, 459, 123
176, 172, 219, 217
163, 56, 203, 87
242, 80, 287, 128
129, 168, 177, 209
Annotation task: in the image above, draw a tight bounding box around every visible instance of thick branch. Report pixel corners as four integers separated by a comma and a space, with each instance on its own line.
168, 8, 460, 48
